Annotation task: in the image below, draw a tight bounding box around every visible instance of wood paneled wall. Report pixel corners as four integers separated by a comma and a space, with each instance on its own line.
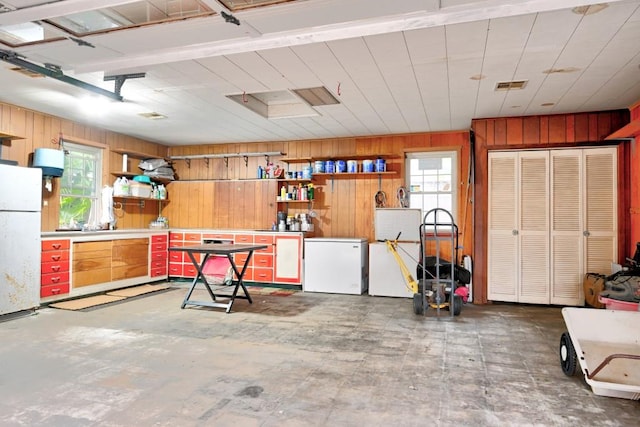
625, 102, 640, 254
472, 109, 630, 304
164, 131, 473, 256
0, 102, 169, 231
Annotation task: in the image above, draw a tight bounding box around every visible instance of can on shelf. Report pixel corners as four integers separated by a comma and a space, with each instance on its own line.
325, 160, 335, 174
314, 160, 325, 173
336, 160, 346, 173
347, 160, 358, 173
375, 158, 386, 172
362, 159, 374, 173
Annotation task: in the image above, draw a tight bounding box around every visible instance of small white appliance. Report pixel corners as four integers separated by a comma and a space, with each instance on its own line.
0, 164, 42, 316
303, 238, 368, 294
369, 242, 419, 298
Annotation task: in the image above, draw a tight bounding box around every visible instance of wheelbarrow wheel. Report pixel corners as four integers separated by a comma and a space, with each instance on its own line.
559, 332, 578, 376
413, 293, 424, 315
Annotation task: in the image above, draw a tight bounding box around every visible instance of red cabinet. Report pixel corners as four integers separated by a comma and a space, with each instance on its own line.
149, 233, 168, 278
41, 239, 70, 298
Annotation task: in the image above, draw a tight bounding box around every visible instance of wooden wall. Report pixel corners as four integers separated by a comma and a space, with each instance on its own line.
0, 102, 169, 231
472, 109, 630, 304
164, 132, 473, 256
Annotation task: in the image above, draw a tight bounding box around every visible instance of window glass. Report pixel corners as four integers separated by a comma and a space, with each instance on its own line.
59, 143, 102, 229
406, 151, 457, 224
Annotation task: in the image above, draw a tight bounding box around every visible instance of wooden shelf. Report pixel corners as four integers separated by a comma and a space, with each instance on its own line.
113, 195, 168, 201
110, 171, 172, 184
280, 154, 398, 163
276, 199, 313, 203
313, 171, 397, 178
277, 178, 312, 183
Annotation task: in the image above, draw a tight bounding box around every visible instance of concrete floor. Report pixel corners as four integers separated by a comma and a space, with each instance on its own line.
0, 283, 638, 427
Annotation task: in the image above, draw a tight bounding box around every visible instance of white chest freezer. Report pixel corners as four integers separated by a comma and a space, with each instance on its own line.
303, 238, 368, 294
369, 242, 419, 298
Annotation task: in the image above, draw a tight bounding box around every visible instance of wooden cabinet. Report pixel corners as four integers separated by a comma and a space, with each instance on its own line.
150, 234, 168, 278
167, 230, 303, 286
487, 147, 618, 306
112, 238, 149, 280
41, 239, 70, 298
72, 241, 112, 287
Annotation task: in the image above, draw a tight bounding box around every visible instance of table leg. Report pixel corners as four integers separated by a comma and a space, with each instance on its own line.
224, 251, 255, 313
181, 252, 216, 309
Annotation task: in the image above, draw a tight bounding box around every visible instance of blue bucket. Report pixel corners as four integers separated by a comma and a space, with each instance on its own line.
325, 160, 335, 174
336, 160, 346, 173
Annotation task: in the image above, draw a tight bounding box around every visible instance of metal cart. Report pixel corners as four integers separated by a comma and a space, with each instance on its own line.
559, 307, 640, 400
414, 208, 463, 318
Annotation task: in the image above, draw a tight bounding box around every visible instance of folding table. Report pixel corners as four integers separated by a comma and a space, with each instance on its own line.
169, 243, 267, 313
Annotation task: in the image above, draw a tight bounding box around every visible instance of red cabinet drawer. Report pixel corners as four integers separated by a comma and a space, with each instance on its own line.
202, 233, 233, 241
253, 268, 273, 282
150, 259, 166, 269
233, 267, 253, 282
151, 250, 168, 261
41, 260, 70, 274
150, 267, 167, 277
169, 263, 183, 276
41, 250, 70, 263
235, 234, 253, 243
169, 252, 183, 262
254, 235, 274, 245
184, 233, 201, 242
41, 283, 70, 298
184, 265, 198, 277
254, 254, 273, 268
151, 242, 168, 252
257, 244, 274, 254
234, 253, 251, 266
169, 232, 183, 242
41, 271, 70, 286
151, 234, 168, 244
42, 239, 70, 251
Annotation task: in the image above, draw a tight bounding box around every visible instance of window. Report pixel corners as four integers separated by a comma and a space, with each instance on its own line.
406, 151, 457, 224
59, 142, 102, 229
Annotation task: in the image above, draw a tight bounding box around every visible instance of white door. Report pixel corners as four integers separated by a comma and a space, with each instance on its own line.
550, 147, 617, 305
488, 152, 519, 302
518, 151, 549, 304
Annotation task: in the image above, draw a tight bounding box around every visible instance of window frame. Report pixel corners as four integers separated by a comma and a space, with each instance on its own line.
59, 141, 104, 229
405, 149, 459, 225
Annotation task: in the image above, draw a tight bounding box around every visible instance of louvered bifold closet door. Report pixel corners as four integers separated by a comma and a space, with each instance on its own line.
584, 147, 617, 279
518, 152, 550, 304
550, 151, 584, 305
488, 152, 518, 301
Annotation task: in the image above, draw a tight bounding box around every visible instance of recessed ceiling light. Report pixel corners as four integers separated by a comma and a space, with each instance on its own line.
139, 112, 167, 120
543, 67, 580, 74
541, 102, 555, 107
572, 4, 608, 15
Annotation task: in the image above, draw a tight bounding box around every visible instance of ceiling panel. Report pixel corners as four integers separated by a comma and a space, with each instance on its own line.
0, 0, 638, 144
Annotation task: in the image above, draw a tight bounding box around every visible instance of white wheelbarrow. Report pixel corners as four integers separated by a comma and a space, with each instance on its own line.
559, 307, 640, 400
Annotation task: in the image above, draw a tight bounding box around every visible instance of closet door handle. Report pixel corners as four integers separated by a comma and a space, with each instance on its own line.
583, 230, 591, 237
512, 230, 519, 236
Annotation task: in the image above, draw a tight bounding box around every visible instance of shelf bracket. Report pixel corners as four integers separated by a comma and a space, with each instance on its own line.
185, 158, 191, 168
223, 157, 229, 168
378, 174, 382, 191
243, 155, 249, 167
139, 200, 145, 208
264, 154, 270, 164
204, 158, 209, 168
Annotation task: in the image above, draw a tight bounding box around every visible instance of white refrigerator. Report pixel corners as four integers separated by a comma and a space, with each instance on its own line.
0, 164, 42, 316
303, 238, 368, 294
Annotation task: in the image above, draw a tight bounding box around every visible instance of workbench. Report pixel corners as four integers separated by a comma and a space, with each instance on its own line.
169, 243, 267, 313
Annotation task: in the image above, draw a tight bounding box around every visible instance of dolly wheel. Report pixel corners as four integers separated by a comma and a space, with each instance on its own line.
413, 293, 424, 315
449, 294, 462, 316
559, 332, 578, 376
